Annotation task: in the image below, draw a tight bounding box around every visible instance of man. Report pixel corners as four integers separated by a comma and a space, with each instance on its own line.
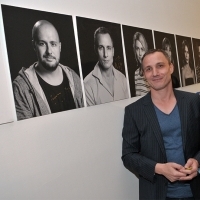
195, 44, 200, 83
13, 20, 83, 120
122, 49, 200, 200
84, 27, 129, 106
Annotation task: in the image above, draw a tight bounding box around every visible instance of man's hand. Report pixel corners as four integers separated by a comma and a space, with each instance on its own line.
178, 158, 199, 181
155, 163, 187, 182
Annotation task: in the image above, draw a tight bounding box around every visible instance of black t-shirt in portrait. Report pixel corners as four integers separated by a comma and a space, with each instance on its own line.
36, 70, 76, 113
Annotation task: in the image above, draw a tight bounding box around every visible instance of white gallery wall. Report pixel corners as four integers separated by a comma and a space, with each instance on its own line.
0, 0, 200, 199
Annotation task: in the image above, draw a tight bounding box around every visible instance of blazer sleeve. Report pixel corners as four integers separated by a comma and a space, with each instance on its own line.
122, 105, 157, 183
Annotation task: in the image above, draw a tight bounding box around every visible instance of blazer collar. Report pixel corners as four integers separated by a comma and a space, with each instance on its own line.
174, 90, 187, 151
142, 92, 167, 158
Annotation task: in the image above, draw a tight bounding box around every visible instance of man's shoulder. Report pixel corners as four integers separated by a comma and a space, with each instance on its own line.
175, 89, 200, 107
60, 64, 78, 76
13, 74, 24, 85
84, 70, 96, 85
13, 67, 28, 85
14, 63, 37, 84
175, 89, 198, 99
59, 64, 81, 85
13, 68, 33, 93
113, 67, 126, 79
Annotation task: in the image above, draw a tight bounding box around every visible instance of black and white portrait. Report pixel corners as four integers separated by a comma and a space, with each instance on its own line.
154, 31, 181, 88
1, 5, 84, 121
176, 35, 196, 87
192, 38, 200, 83
76, 17, 129, 106
122, 25, 154, 97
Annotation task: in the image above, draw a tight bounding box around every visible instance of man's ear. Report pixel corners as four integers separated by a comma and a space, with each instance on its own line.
59, 42, 61, 52
32, 40, 36, 51
170, 63, 174, 74
112, 47, 114, 56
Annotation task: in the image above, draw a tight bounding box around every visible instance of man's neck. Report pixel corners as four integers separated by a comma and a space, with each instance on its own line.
151, 84, 176, 114
100, 65, 114, 95
99, 64, 113, 77
151, 87, 174, 102
101, 68, 113, 79
35, 63, 63, 86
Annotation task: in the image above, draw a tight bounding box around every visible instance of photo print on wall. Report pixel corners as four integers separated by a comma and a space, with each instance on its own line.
1, 4, 84, 121
192, 38, 200, 83
154, 31, 181, 88
122, 25, 154, 97
76, 16, 129, 106
176, 35, 196, 87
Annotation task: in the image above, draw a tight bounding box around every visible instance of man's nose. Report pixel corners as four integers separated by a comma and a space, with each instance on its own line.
152, 68, 158, 76
103, 49, 108, 58
46, 44, 52, 54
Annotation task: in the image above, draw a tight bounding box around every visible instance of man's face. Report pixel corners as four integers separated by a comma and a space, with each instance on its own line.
33, 24, 61, 71
135, 40, 145, 64
184, 45, 189, 64
96, 33, 114, 70
142, 52, 173, 91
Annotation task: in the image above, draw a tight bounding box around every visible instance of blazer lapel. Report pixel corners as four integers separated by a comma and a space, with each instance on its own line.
174, 90, 187, 152
142, 93, 167, 159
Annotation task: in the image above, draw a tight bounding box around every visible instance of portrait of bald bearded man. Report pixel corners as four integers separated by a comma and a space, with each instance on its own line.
13, 20, 84, 120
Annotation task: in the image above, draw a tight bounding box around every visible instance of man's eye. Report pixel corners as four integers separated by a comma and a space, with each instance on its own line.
145, 67, 151, 72
107, 46, 112, 50
98, 46, 103, 50
38, 42, 45, 46
51, 42, 57, 47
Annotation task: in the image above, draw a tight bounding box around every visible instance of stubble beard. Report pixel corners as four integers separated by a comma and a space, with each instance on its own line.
41, 60, 59, 72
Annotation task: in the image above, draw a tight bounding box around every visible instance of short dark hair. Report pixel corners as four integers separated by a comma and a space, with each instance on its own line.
94, 27, 113, 50
141, 49, 171, 70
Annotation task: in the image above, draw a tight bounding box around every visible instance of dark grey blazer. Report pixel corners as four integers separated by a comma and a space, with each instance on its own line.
122, 90, 200, 200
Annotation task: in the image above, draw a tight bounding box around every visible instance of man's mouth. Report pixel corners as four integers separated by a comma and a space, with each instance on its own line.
44, 55, 55, 59
103, 60, 109, 63
152, 77, 162, 81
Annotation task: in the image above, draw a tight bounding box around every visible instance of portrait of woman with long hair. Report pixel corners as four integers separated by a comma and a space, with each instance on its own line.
133, 32, 150, 96
181, 40, 195, 86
